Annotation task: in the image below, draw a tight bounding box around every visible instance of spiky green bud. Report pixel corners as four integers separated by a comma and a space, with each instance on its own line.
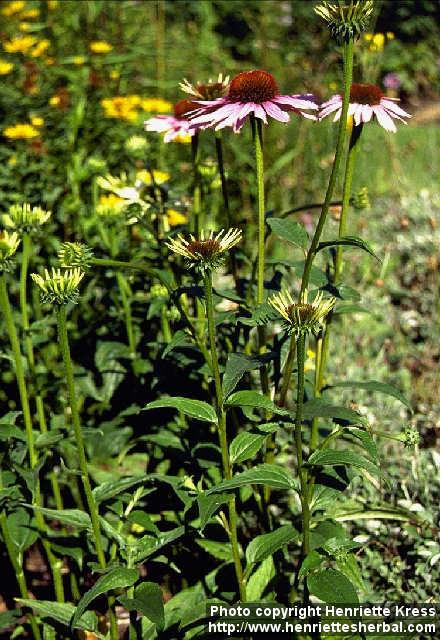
0, 230, 20, 272
58, 242, 94, 269
3, 202, 51, 234
31, 268, 84, 305
350, 186, 370, 210
401, 426, 420, 449
315, 1, 374, 43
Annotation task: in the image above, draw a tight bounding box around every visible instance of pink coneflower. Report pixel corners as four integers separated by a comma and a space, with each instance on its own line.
320, 82, 411, 132
145, 99, 200, 142
188, 69, 318, 132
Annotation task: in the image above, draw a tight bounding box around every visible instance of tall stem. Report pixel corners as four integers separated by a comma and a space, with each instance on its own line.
254, 117, 265, 307
0, 275, 65, 602
278, 38, 354, 406
203, 271, 245, 601
191, 132, 202, 237
294, 333, 310, 561
56, 306, 106, 569
310, 123, 362, 451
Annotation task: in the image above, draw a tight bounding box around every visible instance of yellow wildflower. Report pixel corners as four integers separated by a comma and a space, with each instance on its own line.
30, 116, 44, 127
167, 209, 187, 226
140, 98, 172, 113
174, 133, 191, 144
8, 155, 17, 166
0, 60, 14, 75
3, 123, 40, 139
20, 8, 40, 18
386, 32, 395, 40
372, 33, 385, 51
73, 55, 86, 65
30, 39, 50, 58
49, 95, 60, 107
101, 96, 139, 122
3, 36, 37, 54
89, 41, 113, 54
110, 69, 120, 80
98, 193, 125, 209
48, 0, 59, 8
364, 33, 373, 41
19, 22, 31, 31
1, 1, 25, 16
136, 170, 170, 185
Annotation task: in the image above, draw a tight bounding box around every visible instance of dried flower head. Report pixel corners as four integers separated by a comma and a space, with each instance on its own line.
31, 267, 84, 305
0, 230, 21, 271
179, 73, 230, 101
166, 228, 242, 272
315, 1, 374, 42
3, 202, 51, 233
269, 290, 336, 336
58, 242, 94, 269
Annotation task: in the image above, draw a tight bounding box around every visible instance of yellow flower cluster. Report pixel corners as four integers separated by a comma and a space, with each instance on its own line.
0, 60, 14, 75
364, 32, 394, 52
3, 123, 40, 139
1, 1, 25, 16
167, 209, 187, 227
3, 36, 50, 57
101, 96, 172, 122
136, 169, 170, 185
89, 41, 113, 54
20, 8, 40, 18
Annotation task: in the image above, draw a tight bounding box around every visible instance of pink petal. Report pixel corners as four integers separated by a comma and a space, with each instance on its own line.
380, 99, 411, 118
320, 95, 342, 110
215, 102, 253, 130
333, 108, 342, 122
252, 103, 268, 123
373, 105, 397, 132
319, 102, 341, 120
274, 94, 319, 110
361, 105, 373, 123
189, 103, 238, 126
263, 100, 290, 123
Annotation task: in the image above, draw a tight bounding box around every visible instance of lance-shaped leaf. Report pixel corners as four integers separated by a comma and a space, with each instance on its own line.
317, 235, 379, 261
267, 217, 309, 249
207, 464, 296, 494
142, 397, 217, 423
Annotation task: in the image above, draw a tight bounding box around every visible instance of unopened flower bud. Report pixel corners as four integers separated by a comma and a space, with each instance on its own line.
58, 242, 94, 269
31, 267, 84, 305
350, 187, 370, 210
0, 230, 20, 272
401, 426, 420, 449
315, 1, 374, 43
3, 202, 51, 234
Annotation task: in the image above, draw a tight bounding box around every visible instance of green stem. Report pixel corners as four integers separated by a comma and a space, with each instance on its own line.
0, 275, 65, 603
310, 123, 362, 452
55, 305, 106, 569
191, 132, 202, 236
20, 234, 34, 368
203, 271, 245, 601
278, 37, 354, 407
294, 333, 310, 560
116, 272, 136, 356
254, 117, 265, 307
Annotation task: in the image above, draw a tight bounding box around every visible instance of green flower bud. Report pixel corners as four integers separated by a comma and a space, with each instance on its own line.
401, 426, 420, 449
31, 267, 85, 305
3, 202, 51, 234
58, 242, 94, 269
350, 186, 370, 210
0, 230, 20, 272
315, 1, 374, 43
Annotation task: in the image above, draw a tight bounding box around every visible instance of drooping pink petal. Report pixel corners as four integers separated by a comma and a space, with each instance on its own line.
332, 108, 343, 122
380, 99, 411, 118
189, 102, 239, 126
262, 100, 290, 122
274, 94, 319, 110
320, 95, 342, 110
215, 102, 254, 130
319, 100, 342, 120
353, 104, 364, 126
373, 105, 397, 132
361, 105, 373, 123
252, 103, 268, 123
145, 116, 176, 132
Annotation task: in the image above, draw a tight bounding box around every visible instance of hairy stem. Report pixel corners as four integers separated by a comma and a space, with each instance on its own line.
203, 271, 245, 601
294, 333, 310, 561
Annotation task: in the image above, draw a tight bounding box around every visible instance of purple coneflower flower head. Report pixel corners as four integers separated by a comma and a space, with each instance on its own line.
188, 69, 318, 133
383, 72, 401, 90
145, 99, 201, 143
320, 82, 411, 132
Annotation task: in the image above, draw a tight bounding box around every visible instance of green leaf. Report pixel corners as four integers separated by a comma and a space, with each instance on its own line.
161, 330, 192, 359
336, 552, 365, 591
225, 391, 289, 416
267, 217, 308, 249
207, 464, 295, 494
27, 507, 91, 530
317, 235, 379, 261
92, 476, 144, 504
119, 581, 164, 629
333, 507, 415, 523
34, 431, 64, 449
131, 526, 185, 563
307, 568, 358, 603
197, 493, 230, 531
333, 302, 371, 315
230, 432, 267, 464
246, 525, 298, 565
142, 397, 217, 423
16, 600, 98, 633
347, 427, 378, 462
302, 399, 365, 424
196, 539, 232, 562
0, 425, 26, 441
299, 550, 324, 579
308, 449, 380, 477
223, 353, 270, 399
0, 609, 22, 631
7, 508, 38, 552
246, 556, 275, 601
329, 380, 412, 411
72, 567, 139, 627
